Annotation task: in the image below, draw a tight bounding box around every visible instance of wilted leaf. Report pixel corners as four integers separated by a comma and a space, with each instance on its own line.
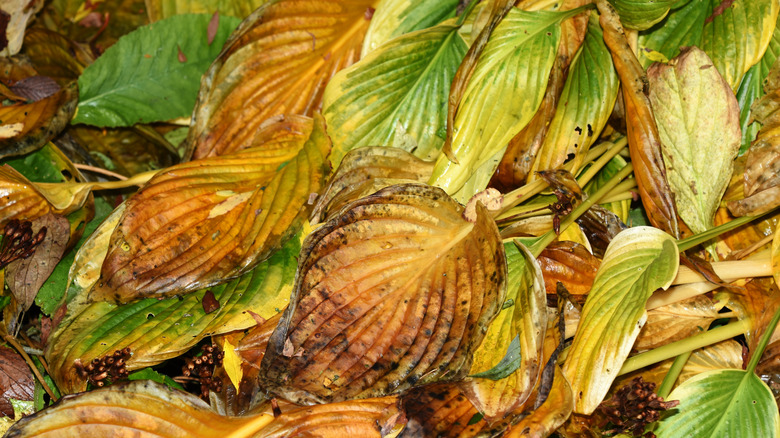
460, 242, 546, 421
72, 14, 241, 127
607, 0, 677, 30
634, 295, 719, 351
22, 28, 92, 86
361, 0, 457, 56
324, 18, 467, 165
429, 7, 584, 202
144, 0, 270, 21
596, 0, 680, 237
47, 233, 299, 394
0, 82, 78, 160
538, 241, 600, 303
504, 365, 573, 438
91, 114, 329, 301
655, 369, 780, 438
68, 126, 178, 176
648, 46, 741, 234
0, 0, 43, 56
562, 226, 679, 414
0, 165, 52, 227
261, 184, 506, 404
6, 213, 70, 311
236, 311, 283, 369
678, 339, 744, 382
725, 279, 780, 366
186, 0, 379, 160
399, 383, 490, 438
583, 154, 631, 222
0, 346, 34, 419
311, 146, 434, 224
527, 12, 619, 185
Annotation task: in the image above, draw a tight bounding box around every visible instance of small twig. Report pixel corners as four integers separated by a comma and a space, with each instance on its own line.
1, 332, 58, 401
74, 163, 128, 181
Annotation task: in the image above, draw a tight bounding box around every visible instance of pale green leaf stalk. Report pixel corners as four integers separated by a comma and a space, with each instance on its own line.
648, 47, 740, 236
562, 227, 679, 414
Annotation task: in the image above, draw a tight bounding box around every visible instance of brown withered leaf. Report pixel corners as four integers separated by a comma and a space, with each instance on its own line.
22, 28, 93, 86
311, 146, 435, 225
538, 241, 600, 305
595, 0, 680, 238
0, 82, 78, 160
0, 346, 34, 419
634, 295, 720, 351
260, 183, 506, 404
237, 311, 283, 369
186, 0, 379, 160
505, 365, 573, 438
714, 206, 777, 258
6, 213, 69, 311
576, 204, 627, 258
91, 114, 330, 302
0, 165, 52, 227
725, 278, 780, 364
399, 383, 497, 438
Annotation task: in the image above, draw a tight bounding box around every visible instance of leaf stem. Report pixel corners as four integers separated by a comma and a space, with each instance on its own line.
618, 320, 747, 376
657, 351, 691, 399
575, 137, 629, 188
746, 295, 780, 373
676, 206, 780, 252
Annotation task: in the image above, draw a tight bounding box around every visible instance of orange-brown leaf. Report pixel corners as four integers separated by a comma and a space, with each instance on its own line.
538, 241, 599, 304
505, 365, 573, 438
0, 165, 52, 227
186, 0, 378, 159
92, 115, 329, 301
260, 184, 506, 403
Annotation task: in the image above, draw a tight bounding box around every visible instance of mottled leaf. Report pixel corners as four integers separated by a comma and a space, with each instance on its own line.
22, 28, 92, 86
324, 19, 467, 165
91, 114, 329, 301
504, 365, 573, 438
538, 241, 600, 303
186, 0, 380, 159
261, 184, 506, 403
562, 226, 679, 414
362, 0, 457, 56
648, 46, 741, 234
399, 383, 491, 438
0, 347, 34, 419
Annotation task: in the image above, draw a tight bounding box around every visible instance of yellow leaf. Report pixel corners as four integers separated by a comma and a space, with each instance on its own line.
220, 337, 243, 391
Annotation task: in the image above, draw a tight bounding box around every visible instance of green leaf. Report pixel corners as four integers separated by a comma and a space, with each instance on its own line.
736, 14, 780, 155
638, 0, 709, 68
648, 46, 741, 234
45, 234, 299, 394
324, 20, 468, 165
127, 368, 184, 390
362, 0, 458, 56
530, 12, 619, 182
72, 14, 241, 127
608, 0, 679, 30
655, 369, 780, 438
428, 7, 581, 202
562, 226, 679, 414
145, 0, 270, 21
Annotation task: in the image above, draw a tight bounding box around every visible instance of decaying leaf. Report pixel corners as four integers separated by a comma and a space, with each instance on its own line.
186, 0, 379, 159
648, 46, 741, 234
0, 165, 52, 226
634, 295, 720, 351
0, 0, 44, 56
538, 241, 600, 304
0, 346, 34, 419
399, 383, 493, 437
261, 183, 506, 403
725, 278, 780, 364
504, 365, 573, 438
91, 115, 329, 301
311, 146, 434, 225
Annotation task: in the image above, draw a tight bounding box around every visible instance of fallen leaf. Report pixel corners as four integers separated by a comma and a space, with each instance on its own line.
201, 290, 219, 314
634, 295, 720, 351
538, 241, 600, 304
0, 346, 34, 418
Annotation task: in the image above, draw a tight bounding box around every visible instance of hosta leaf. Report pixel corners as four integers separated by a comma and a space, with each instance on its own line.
46, 235, 299, 393
144, 0, 270, 21
528, 12, 619, 183
91, 114, 329, 301
428, 7, 582, 201
362, 0, 458, 56
0, 165, 52, 226
655, 369, 780, 438
701, 0, 779, 90
648, 46, 741, 234
597, 0, 680, 237
72, 14, 241, 127
399, 383, 493, 438
186, 0, 379, 160
0, 82, 78, 160
538, 241, 600, 303
504, 365, 573, 438
68, 126, 178, 176
22, 28, 92, 86
608, 0, 678, 30
677, 340, 743, 382
324, 19, 468, 165
5, 380, 276, 438
634, 295, 719, 351
311, 146, 434, 225
260, 184, 506, 404
562, 226, 679, 414
460, 242, 546, 421
637, 0, 710, 68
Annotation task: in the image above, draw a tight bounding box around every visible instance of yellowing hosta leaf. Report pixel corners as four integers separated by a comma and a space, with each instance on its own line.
324, 19, 468, 165
145, 0, 270, 21
429, 7, 582, 201
529, 12, 619, 181
655, 369, 780, 438
504, 365, 573, 438
702, 0, 779, 90
607, 0, 677, 30
92, 115, 329, 301
562, 226, 679, 414
676, 340, 743, 383
47, 235, 299, 394
0, 165, 52, 226
637, 0, 710, 68
311, 146, 434, 225
361, 0, 458, 56
260, 184, 506, 404
648, 46, 741, 234
186, 0, 379, 159
460, 242, 546, 421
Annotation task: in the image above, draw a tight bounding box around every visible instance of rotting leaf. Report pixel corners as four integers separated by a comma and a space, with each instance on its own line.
0, 346, 34, 419
648, 46, 741, 235
538, 241, 600, 304
260, 183, 506, 404
91, 114, 329, 301
399, 383, 495, 438
634, 295, 720, 351
202, 290, 219, 314
504, 365, 573, 438
0, 165, 53, 227
186, 0, 380, 160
